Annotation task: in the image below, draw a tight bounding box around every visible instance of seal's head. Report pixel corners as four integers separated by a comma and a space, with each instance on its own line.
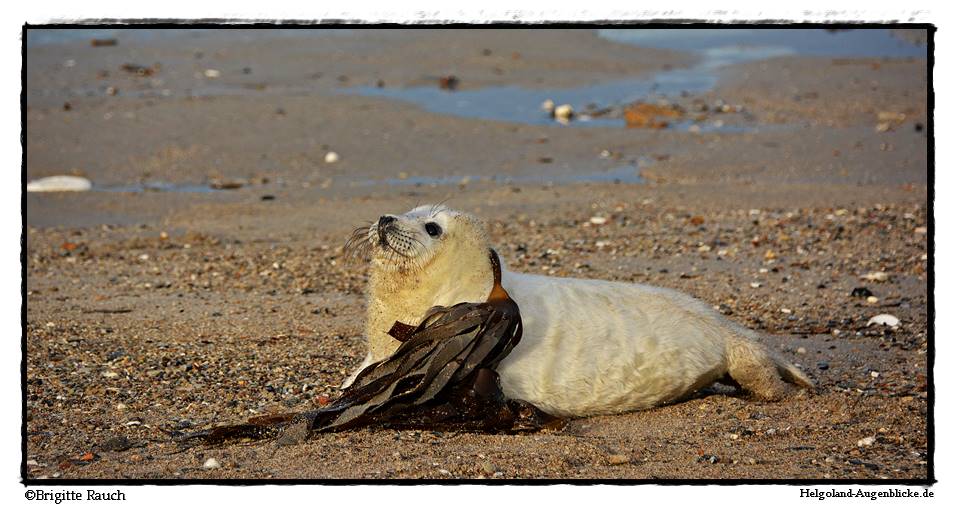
346, 205, 495, 334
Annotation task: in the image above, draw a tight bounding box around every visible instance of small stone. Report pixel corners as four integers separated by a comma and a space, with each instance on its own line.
914, 227, 927, 235
608, 454, 630, 465
764, 250, 777, 260
796, 347, 807, 354
554, 104, 574, 121
203, 69, 221, 78
324, 151, 340, 163
698, 245, 711, 252
276, 422, 310, 446
589, 216, 608, 225
851, 287, 874, 298
749, 282, 761, 289
203, 458, 221, 469
870, 371, 880, 378
866, 296, 879, 304
861, 272, 889, 282
817, 362, 830, 370
437, 468, 452, 476
100, 436, 135, 452
857, 436, 876, 447
866, 314, 900, 328
102, 371, 119, 378
780, 308, 792, 314
479, 461, 497, 474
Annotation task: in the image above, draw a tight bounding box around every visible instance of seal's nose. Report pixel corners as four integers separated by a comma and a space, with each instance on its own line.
378, 215, 396, 228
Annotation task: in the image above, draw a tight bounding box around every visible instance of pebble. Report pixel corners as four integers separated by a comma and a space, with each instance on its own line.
857, 436, 876, 447
324, 152, 340, 163
203, 69, 221, 78
589, 216, 608, 225
276, 422, 310, 446
796, 347, 807, 354
100, 435, 136, 452
479, 460, 497, 474
817, 362, 830, 370
862, 272, 889, 282
914, 227, 927, 235
866, 296, 879, 304
203, 458, 221, 469
866, 314, 900, 328
749, 282, 761, 288
554, 104, 574, 121
607, 454, 630, 465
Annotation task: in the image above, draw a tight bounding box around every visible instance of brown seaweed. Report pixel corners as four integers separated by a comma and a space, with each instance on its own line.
175, 249, 558, 447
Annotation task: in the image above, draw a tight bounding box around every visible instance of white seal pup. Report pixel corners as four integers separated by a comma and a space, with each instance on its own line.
343, 205, 813, 418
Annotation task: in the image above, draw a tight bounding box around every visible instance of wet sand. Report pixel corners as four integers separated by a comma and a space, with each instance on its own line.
24, 29, 929, 480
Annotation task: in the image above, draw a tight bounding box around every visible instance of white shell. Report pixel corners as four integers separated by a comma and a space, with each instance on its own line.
554, 104, 574, 120
324, 151, 340, 163
862, 271, 890, 282
866, 314, 900, 328
26, 175, 92, 193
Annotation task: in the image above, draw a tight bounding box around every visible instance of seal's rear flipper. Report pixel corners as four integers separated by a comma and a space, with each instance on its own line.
725, 335, 815, 401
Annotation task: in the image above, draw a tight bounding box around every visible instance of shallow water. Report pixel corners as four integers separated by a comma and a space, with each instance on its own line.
95, 182, 219, 193
597, 28, 926, 60
350, 164, 644, 187
343, 28, 926, 129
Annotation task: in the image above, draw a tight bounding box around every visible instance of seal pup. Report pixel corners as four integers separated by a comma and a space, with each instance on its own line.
345, 205, 813, 418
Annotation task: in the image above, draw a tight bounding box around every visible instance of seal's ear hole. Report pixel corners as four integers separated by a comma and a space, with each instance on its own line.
424, 222, 442, 238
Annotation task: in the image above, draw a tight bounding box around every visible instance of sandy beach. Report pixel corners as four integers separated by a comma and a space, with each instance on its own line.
24, 28, 929, 480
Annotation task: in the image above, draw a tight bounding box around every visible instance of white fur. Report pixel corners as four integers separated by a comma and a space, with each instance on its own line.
345, 205, 805, 417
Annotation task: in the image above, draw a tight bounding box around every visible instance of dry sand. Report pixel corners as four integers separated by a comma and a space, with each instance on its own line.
24, 29, 929, 480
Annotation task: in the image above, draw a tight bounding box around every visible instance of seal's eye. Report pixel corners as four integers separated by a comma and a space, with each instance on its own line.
424, 222, 442, 238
